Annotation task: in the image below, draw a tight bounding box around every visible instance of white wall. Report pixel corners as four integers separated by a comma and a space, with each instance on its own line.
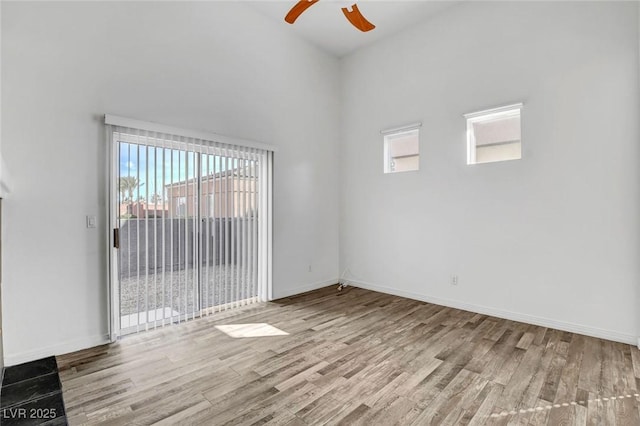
340, 1, 640, 344
1, 2, 340, 364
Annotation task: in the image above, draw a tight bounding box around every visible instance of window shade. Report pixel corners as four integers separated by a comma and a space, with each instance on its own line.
106, 119, 272, 337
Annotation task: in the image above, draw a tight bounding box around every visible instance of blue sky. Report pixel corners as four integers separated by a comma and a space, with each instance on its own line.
118, 142, 239, 202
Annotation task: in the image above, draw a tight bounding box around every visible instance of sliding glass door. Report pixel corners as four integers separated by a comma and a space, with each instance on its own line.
197, 152, 259, 314
107, 122, 271, 337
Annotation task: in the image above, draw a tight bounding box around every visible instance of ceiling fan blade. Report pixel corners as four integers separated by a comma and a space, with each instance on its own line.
341, 4, 375, 32
285, 0, 320, 24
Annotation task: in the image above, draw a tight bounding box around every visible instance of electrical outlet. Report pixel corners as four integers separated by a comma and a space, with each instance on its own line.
451, 274, 458, 286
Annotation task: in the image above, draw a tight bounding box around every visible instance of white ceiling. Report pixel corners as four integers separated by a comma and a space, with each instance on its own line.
247, 1, 459, 57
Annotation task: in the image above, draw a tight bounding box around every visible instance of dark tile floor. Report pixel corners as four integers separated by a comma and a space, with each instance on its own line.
1, 357, 67, 425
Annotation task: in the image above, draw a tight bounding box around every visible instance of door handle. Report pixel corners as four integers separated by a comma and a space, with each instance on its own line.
114, 228, 120, 249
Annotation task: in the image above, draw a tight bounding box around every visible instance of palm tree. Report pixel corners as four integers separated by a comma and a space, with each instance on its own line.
119, 176, 144, 203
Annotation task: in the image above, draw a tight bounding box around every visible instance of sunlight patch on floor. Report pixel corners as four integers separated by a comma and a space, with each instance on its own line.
215, 323, 289, 338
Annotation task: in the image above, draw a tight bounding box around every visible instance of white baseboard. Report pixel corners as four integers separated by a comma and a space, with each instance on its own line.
273, 278, 338, 300
4, 334, 110, 366
7, 279, 631, 365
4, 280, 336, 366
349, 279, 637, 346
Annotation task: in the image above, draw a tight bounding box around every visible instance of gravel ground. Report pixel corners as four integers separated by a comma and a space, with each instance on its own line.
119, 264, 255, 320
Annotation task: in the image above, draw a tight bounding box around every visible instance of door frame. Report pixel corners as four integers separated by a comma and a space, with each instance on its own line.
105, 115, 274, 341
107, 126, 120, 342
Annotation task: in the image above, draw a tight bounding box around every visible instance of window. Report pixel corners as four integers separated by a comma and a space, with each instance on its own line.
108, 114, 274, 337
465, 103, 522, 165
383, 124, 421, 173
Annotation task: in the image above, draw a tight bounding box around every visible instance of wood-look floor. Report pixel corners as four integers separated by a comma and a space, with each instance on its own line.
58, 286, 640, 425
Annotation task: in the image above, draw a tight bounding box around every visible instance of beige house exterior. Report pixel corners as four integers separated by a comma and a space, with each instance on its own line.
165, 167, 256, 219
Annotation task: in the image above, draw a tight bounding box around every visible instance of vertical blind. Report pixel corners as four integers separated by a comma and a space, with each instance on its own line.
106, 118, 273, 337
